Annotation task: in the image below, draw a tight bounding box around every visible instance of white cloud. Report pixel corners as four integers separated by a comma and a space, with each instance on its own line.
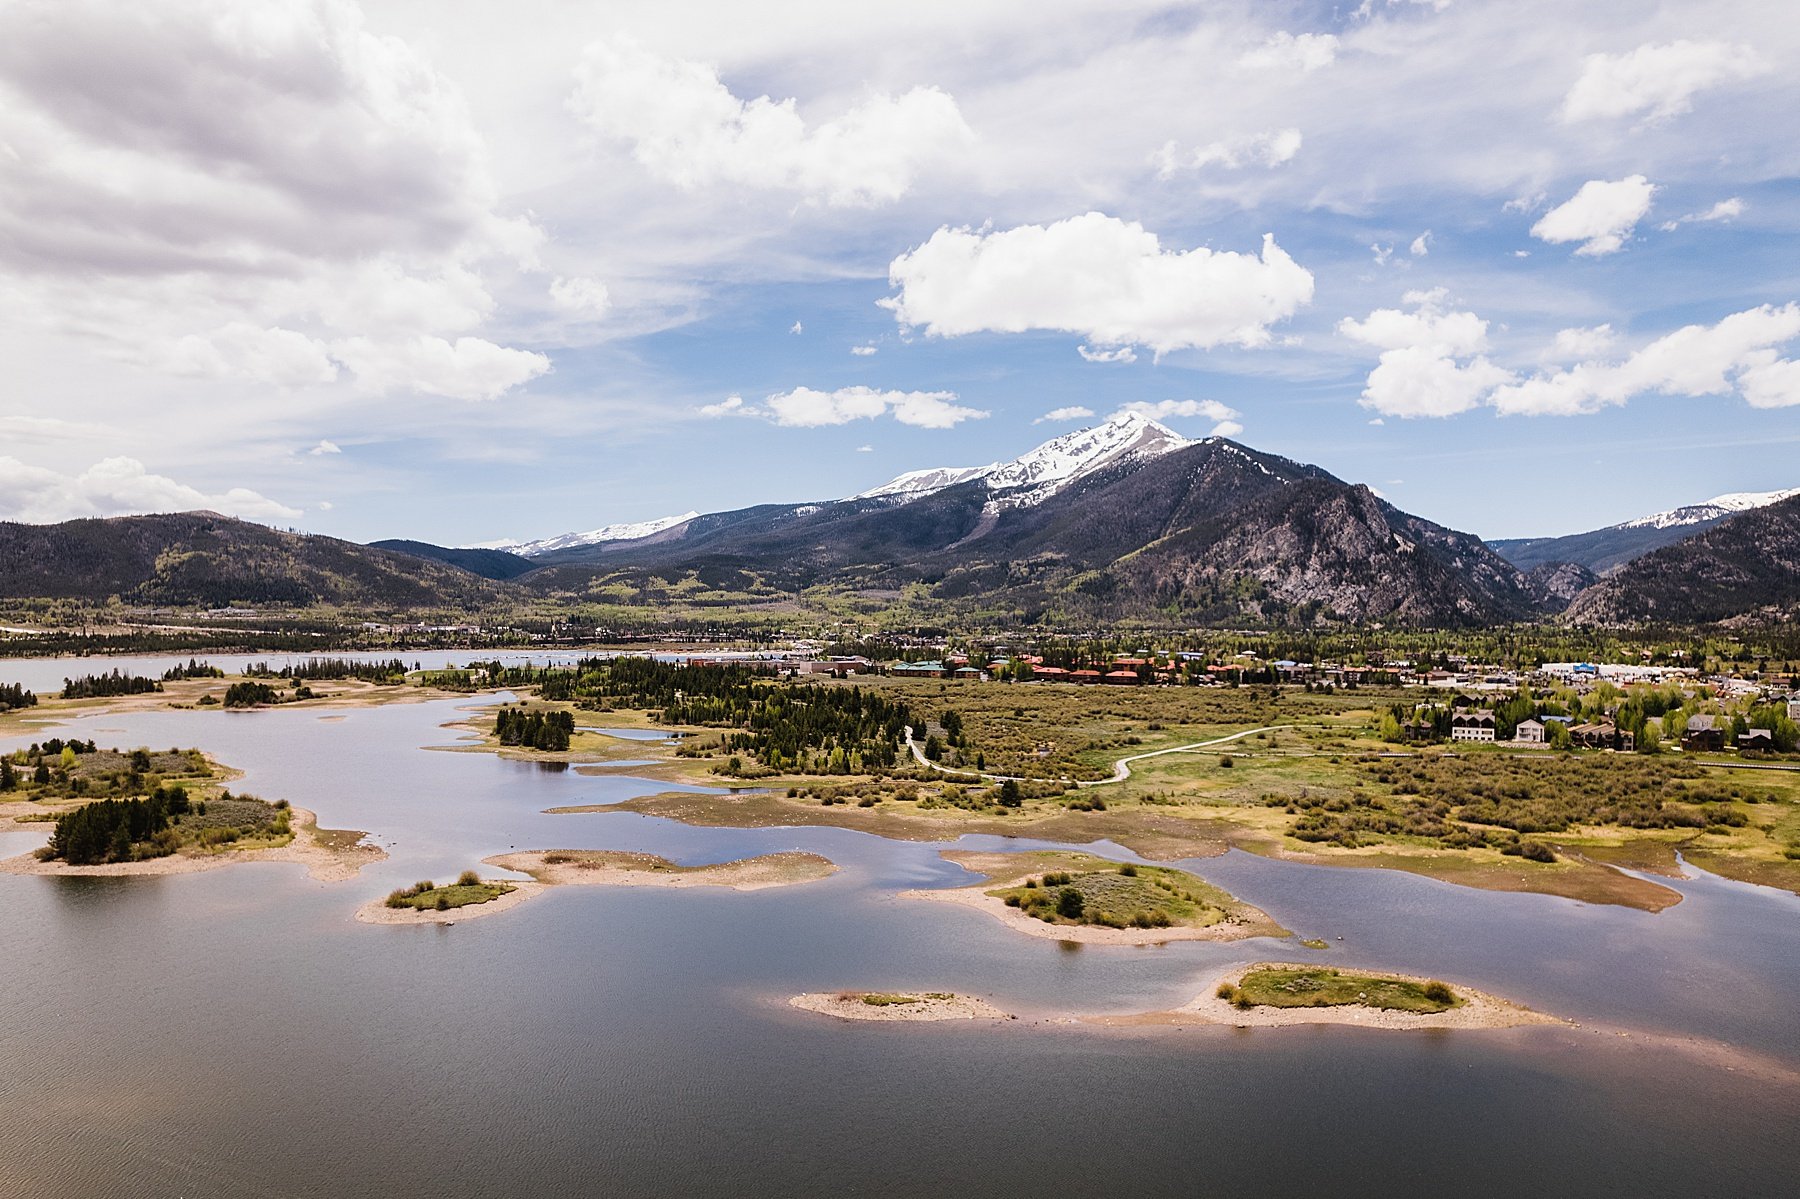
1491, 303, 1800, 415
1340, 291, 1515, 418
0, 0, 545, 403
569, 35, 975, 207
1077, 345, 1137, 364
1115, 398, 1242, 436
1660, 197, 1745, 232
855, 444, 874, 452
883, 213, 1314, 357
702, 386, 987, 429
308, 440, 342, 456
549, 276, 612, 320
1237, 32, 1338, 73
850, 344, 878, 356
1155, 128, 1301, 177
331, 336, 551, 402
1560, 41, 1768, 124
0, 456, 300, 524
1530, 176, 1656, 256
1409, 231, 1432, 257
1035, 406, 1096, 424
1544, 325, 1617, 362
790, 321, 804, 335
1370, 243, 1394, 266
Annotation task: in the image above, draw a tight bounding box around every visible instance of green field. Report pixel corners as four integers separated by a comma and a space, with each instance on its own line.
1226, 967, 1460, 1013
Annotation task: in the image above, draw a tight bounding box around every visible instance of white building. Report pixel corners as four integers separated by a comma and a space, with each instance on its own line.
1451, 709, 1497, 742
1513, 718, 1545, 744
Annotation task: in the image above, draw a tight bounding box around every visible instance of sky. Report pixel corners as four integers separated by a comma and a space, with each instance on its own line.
1, 0, 1797, 546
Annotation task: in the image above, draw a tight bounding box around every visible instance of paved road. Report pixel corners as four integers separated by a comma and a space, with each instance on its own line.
903, 724, 1297, 787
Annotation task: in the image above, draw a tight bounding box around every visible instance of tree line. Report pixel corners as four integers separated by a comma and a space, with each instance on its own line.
0, 682, 34, 711
61, 670, 162, 699
47, 784, 191, 865
495, 706, 575, 751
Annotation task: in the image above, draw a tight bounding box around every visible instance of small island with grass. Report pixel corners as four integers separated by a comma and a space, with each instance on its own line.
356, 870, 538, 925
902, 849, 1288, 945
0, 739, 380, 881
484, 848, 838, 891
1132, 962, 1561, 1030
790, 990, 1011, 1022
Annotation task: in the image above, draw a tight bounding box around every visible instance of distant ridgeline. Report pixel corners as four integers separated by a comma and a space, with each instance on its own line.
480, 658, 913, 774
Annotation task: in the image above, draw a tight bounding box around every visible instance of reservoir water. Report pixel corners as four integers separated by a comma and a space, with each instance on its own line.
2, 675, 1798, 1196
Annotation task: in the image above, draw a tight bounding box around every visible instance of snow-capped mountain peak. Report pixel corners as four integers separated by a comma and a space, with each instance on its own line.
851, 464, 995, 502
855, 411, 1193, 509
479, 511, 699, 557
1617, 488, 1800, 531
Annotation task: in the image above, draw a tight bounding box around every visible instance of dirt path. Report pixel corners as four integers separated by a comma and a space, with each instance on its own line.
903, 724, 1296, 787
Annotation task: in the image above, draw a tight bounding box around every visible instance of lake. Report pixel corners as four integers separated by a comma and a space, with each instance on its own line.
2, 667, 1797, 1197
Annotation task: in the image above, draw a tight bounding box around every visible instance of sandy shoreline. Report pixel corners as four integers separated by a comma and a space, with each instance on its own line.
1088, 962, 1563, 1031
486, 849, 838, 890
0, 806, 385, 883
354, 881, 544, 925
790, 991, 1012, 1022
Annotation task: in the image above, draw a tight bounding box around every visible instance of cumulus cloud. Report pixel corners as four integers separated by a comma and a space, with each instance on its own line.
1340, 290, 1515, 418
1035, 406, 1096, 424
1561, 41, 1768, 124
1544, 325, 1618, 362
1491, 304, 1800, 415
1077, 345, 1136, 364
1154, 129, 1301, 177
850, 344, 878, 356
1409, 231, 1432, 257
701, 386, 987, 428
569, 36, 974, 207
549, 276, 612, 320
1660, 197, 1745, 232
1530, 176, 1656, 256
0, 456, 300, 524
1237, 32, 1338, 73
331, 336, 551, 402
0, 0, 545, 401
1114, 398, 1242, 437
883, 213, 1314, 357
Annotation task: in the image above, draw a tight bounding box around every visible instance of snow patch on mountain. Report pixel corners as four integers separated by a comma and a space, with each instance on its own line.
479, 511, 699, 557
1617, 488, 1800, 531
859, 411, 1193, 509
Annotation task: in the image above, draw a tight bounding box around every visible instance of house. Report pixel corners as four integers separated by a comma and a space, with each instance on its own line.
1682, 715, 1725, 753
1103, 670, 1141, 685
1030, 666, 1069, 681
891, 661, 947, 678
1738, 728, 1775, 752
1513, 718, 1546, 745
1450, 709, 1496, 742
1571, 721, 1629, 751
1069, 669, 1103, 684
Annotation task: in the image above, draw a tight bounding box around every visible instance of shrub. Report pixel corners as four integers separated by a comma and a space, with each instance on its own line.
1056, 887, 1085, 918
1220, 755, 1234, 768
456, 869, 481, 887
1519, 841, 1557, 863
435, 894, 450, 911
1118, 863, 1138, 876
384, 889, 410, 909
1216, 983, 1238, 1001
1423, 980, 1455, 1005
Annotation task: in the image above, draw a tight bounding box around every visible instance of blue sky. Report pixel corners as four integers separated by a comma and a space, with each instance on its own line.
1, 0, 1796, 546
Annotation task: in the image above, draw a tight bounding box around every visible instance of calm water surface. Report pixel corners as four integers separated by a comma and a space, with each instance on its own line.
2, 667, 1798, 1197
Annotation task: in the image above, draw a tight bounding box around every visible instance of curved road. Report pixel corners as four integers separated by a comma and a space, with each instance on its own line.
903, 724, 1296, 788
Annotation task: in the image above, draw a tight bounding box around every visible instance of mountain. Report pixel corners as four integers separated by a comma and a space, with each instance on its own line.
1492, 487, 1800, 574
529, 425, 1543, 627
369, 539, 537, 581
1564, 494, 1800, 625
0, 512, 510, 609
853, 412, 1194, 508
482, 512, 700, 558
